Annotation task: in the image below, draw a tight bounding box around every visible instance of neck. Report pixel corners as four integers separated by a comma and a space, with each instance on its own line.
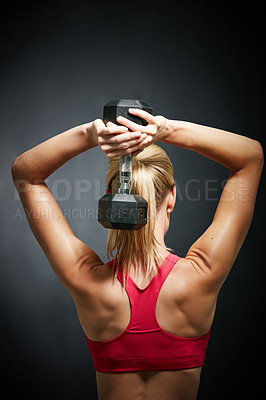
154, 213, 168, 253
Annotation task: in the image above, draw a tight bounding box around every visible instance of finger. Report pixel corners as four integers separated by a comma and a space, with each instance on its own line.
106, 121, 116, 127
94, 118, 106, 130
119, 134, 148, 150
100, 132, 148, 152
107, 142, 147, 158
116, 116, 146, 132
128, 108, 155, 124
115, 130, 144, 143
101, 133, 146, 151
105, 125, 129, 134
106, 121, 128, 131
123, 141, 149, 156
101, 130, 143, 144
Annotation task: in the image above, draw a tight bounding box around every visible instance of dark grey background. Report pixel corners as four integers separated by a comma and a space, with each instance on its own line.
1, 2, 265, 399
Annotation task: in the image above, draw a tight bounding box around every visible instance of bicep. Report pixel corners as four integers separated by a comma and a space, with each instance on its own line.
186, 163, 263, 289
15, 180, 102, 290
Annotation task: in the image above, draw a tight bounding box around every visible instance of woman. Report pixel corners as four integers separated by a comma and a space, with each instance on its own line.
12, 108, 263, 400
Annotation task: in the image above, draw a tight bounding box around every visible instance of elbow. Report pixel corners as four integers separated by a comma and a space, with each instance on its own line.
248, 139, 264, 169
253, 140, 264, 167
11, 158, 18, 181
11, 157, 23, 182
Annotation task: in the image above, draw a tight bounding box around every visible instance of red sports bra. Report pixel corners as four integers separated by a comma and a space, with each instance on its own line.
85, 253, 210, 372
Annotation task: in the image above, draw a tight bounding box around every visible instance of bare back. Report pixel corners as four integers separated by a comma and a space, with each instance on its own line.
96, 368, 201, 400
75, 256, 218, 400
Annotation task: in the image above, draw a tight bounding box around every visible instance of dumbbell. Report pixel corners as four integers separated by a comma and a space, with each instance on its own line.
97, 99, 153, 230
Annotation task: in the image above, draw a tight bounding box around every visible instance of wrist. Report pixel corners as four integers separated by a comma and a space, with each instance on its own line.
160, 119, 183, 143
83, 121, 98, 149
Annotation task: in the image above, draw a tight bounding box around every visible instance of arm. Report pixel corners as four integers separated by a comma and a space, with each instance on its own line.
11, 122, 100, 293
11, 120, 143, 293
117, 110, 264, 290
165, 120, 263, 289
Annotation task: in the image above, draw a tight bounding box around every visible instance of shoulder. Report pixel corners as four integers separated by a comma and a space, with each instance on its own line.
172, 257, 197, 277
168, 257, 218, 325
73, 258, 122, 300
72, 259, 129, 328
170, 256, 217, 295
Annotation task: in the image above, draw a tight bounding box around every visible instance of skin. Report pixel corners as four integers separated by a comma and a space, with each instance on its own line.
12, 110, 263, 400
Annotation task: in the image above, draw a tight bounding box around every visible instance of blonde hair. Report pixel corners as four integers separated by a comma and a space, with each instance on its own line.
106, 144, 175, 285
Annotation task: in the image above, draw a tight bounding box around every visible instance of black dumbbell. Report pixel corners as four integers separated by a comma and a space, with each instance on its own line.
97, 99, 153, 230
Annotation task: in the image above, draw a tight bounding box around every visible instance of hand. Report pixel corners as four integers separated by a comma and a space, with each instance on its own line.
116, 109, 168, 146
93, 119, 149, 159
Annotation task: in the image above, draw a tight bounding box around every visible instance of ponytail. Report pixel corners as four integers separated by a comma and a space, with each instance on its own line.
106, 144, 175, 285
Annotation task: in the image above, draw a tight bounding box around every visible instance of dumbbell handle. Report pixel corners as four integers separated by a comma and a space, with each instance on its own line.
119, 155, 132, 194
103, 99, 153, 196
